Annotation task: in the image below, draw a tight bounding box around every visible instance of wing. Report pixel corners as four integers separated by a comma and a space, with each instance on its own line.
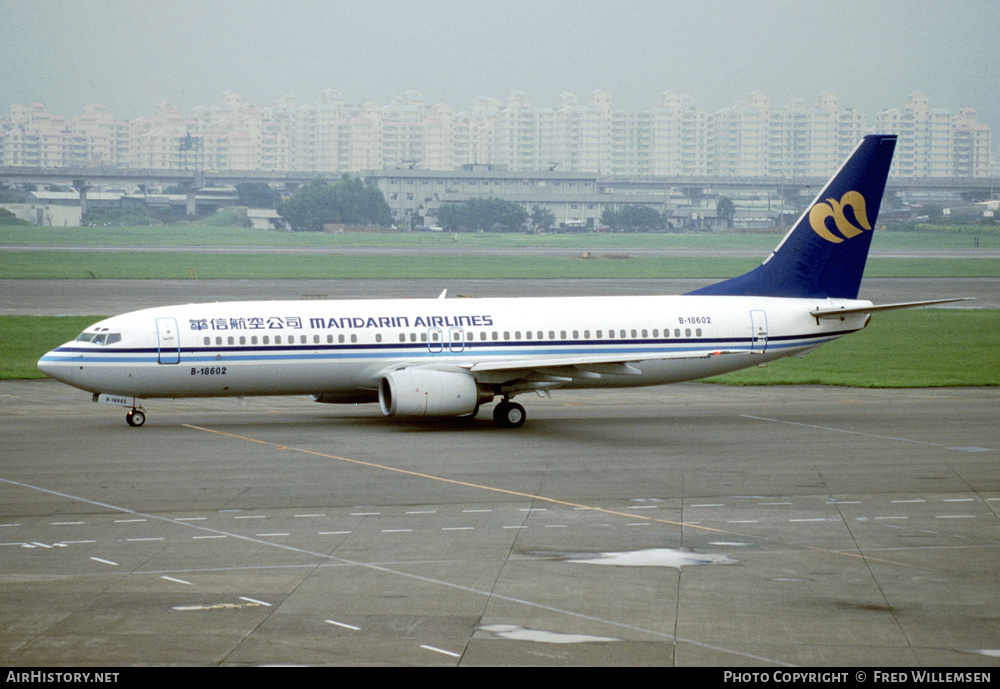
449, 347, 748, 389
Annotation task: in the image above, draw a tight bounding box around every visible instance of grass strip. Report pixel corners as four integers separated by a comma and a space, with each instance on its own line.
705, 309, 999, 387
2, 251, 997, 280
3, 226, 998, 250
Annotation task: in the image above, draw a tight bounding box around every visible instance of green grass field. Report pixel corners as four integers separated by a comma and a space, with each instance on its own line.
2, 251, 997, 280
2, 224, 998, 250
705, 309, 999, 387
3, 226, 996, 280
6, 310, 997, 386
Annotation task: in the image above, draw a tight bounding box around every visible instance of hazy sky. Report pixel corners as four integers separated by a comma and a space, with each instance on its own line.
3, 0, 998, 132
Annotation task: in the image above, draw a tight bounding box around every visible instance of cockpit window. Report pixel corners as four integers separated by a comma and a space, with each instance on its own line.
75, 331, 121, 346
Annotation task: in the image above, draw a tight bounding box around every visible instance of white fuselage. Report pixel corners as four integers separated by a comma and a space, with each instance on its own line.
38, 293, 871, 400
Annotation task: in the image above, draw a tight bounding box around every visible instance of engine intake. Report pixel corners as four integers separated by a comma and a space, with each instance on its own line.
379, 369, 491, 417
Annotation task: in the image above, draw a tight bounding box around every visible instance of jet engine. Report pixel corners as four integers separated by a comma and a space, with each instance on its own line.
379, 369, 492, 417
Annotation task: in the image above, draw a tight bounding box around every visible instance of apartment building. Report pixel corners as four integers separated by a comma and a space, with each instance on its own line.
1, 90, 991, 178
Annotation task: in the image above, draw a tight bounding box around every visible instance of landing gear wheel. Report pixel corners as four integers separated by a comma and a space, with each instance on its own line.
126, 409, 145, 427
493, 401, 526, 428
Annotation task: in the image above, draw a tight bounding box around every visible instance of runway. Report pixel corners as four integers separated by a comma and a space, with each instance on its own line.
1, 380, 998, 666
3, 276, 999, 315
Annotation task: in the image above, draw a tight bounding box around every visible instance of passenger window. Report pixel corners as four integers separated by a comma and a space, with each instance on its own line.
350, 334, 357, 343
252, 336, 258, 345
228, 336, 234, 345
399, 334, 406, 343
572, 330, 579, 339
216, 336, 223, 345
204, 337, 211, 346
674, 329, 681, 337
696, 328, 702, 337
642, 329, 648, 338
375, 333, 382, 342
685, 329, 691, 337
275, 336, 282, 344
240, 336, 246, 345
263, 336, 270, 344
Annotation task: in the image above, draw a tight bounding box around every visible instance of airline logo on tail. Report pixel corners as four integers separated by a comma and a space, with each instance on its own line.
809, 191, 871, 243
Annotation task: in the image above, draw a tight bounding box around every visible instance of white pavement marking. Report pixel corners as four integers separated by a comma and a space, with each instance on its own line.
741, 415, 995, 452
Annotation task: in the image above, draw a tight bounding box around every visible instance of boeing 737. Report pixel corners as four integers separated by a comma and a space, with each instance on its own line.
38, 134, 963, 428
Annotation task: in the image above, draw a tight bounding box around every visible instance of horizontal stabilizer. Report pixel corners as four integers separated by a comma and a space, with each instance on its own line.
810, 298, 973, 319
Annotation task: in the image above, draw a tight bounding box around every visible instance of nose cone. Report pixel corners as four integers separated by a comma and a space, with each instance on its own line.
38, 342, 76, 386
38, 349, 58, 377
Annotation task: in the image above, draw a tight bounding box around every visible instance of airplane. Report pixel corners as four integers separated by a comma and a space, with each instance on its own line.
38, 134, 966, 428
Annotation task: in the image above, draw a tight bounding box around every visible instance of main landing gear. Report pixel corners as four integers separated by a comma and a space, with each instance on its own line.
126, 408, 146, 427
493, 400, 526, 428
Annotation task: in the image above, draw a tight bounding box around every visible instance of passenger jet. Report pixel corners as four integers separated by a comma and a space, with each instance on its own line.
38, 134, 962, 428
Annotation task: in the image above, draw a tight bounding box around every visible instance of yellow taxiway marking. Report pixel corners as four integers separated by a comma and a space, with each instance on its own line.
183, 423, 723, 533
181, 423, 914, 567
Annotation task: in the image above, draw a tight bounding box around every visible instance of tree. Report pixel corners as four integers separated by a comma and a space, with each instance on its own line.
600, 206, 617, 229
236, 182, 277, 208
716, 196, 736, 230
918, 203, 944, 221
615, 205, 666, 232
277, 175, 392, 231
436, 197, 528, 232
530, 205, 556, 232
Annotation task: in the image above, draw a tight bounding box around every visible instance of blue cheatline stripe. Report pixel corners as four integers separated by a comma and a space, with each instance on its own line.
42, 330, 851, 366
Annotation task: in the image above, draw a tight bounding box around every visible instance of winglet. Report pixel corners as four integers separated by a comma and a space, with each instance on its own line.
688, 135, 898, 299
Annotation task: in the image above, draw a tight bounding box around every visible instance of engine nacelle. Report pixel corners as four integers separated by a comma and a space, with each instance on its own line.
379, 369, 490, 417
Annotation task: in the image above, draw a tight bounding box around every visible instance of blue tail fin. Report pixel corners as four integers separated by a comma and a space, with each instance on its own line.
688, 134, 897, 299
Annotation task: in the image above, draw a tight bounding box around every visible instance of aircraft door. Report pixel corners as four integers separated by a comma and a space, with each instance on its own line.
156, 317, 181, 364
448, 327, 465, 352
427, 327, 444, 353
750, 310, 768, 354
